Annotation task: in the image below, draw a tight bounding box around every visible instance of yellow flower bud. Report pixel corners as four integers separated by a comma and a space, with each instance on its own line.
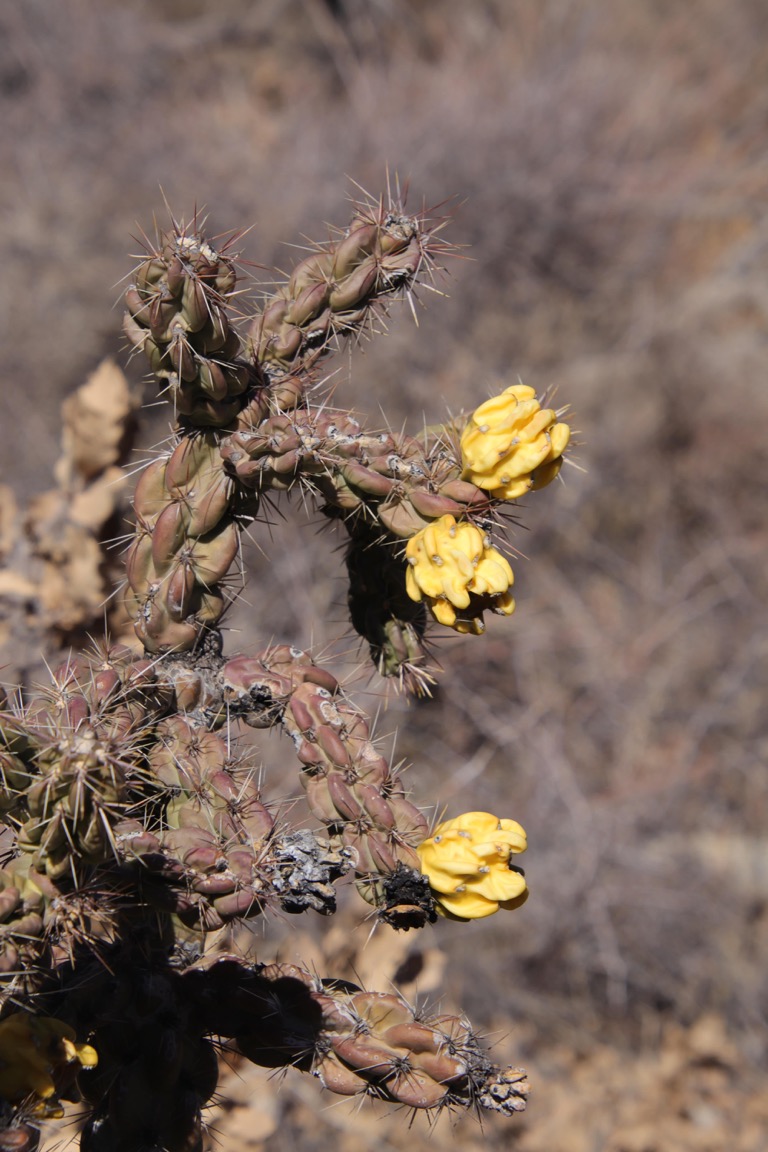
0, 1013, 97, 1112
417, 811, 528, 920
405, 515, 515, 633
461, 384, 570, 500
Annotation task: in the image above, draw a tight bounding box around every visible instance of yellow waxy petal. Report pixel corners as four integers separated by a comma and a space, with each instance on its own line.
472, 554, 514, 596
0, 1013, 98, 1106
405, 565, 421, 602
490, 476, 532, 500
549, 422, 571, 457
461, 384, 569, 500
499, 890, 530, 911
431, 598, 458, 627
436, 889, 501, 919
530, 457, 564, 491
493, 591, 516, 616
473, 867, 528, 903
453, 614, 486, 635
404, 517, 514, 634
470, 387, 537, 430
417, 811, 528, 920
73, 1042, 99, 1069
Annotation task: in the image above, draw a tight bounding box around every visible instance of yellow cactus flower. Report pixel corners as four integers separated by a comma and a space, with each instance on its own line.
461, 383, 570, 500
417, 811, 528, 920
0, 1013, 97, 1113
404, 515, 514, 634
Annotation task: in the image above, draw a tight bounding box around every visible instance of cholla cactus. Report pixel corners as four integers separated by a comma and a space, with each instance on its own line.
0, 188, 570, 1151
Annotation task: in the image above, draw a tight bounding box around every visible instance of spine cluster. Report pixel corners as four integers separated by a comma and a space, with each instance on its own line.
0, 190, 570, 1151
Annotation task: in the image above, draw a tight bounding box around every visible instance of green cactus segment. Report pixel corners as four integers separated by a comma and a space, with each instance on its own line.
1, 747, 35, 824
1, 653, 169, 883
142, 715, 277, 929
188, 958, 530, 1115
124, 376, 486, 664
75, 963, 220, 1152
249, 199, 443, 382
345, 522, 433, 695
0, 652, 162, 993
126, 433, 243, 654
221, 405, 488, 530
218, 643, 342, 724
116, 819, 348, 933
114, 716, 349, 930
123, 200, 445, 429
220, 405, 494, 681
219, 645, 434, 926
0, 857, 49, 993
0, 652, 351, 984
66, 951, 526, 1152
120, 208, 492, 670
1, 642, 426, 929
16, 733, 129, 881
124, 224, 262, 427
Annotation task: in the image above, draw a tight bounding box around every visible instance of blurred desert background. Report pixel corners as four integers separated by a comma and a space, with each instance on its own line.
1, 1, 767, 1149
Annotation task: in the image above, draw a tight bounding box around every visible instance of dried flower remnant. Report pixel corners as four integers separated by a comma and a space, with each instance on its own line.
461, 383, 570, 499
405, 514, 515, 633
417, 812, 528, 920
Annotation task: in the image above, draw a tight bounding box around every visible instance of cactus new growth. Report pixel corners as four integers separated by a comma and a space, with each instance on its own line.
0, 188, 570, 1151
